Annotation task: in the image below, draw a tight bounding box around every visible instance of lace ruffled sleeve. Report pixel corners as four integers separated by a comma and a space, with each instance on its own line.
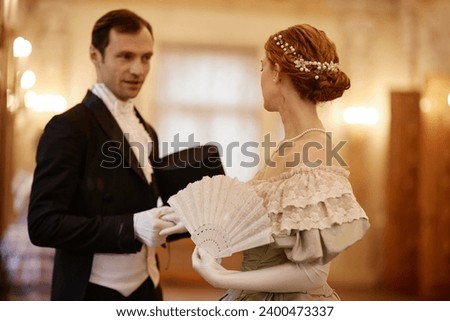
250, 165, 369, 264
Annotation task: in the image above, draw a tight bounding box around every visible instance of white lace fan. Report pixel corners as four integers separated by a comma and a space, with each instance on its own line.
167, 175, 273, 258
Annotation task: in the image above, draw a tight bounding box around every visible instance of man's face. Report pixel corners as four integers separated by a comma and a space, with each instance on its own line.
91, 27, 154, 101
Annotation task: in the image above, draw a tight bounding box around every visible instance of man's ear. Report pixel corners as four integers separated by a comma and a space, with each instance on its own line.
90, 45, 101, 65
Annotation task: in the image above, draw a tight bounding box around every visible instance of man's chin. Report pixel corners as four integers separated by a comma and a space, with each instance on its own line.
124, 88, 141, 99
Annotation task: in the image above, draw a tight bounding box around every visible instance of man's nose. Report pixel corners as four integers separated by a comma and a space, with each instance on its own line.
130, 60, 145, 75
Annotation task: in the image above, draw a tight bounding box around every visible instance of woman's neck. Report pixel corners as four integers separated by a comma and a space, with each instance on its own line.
278, 97, 324, 140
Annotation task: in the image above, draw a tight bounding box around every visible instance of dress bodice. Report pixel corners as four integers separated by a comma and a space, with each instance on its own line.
221, 164, 369, 301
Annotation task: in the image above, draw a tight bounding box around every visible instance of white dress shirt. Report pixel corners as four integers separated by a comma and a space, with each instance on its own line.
88, 83, 159, 296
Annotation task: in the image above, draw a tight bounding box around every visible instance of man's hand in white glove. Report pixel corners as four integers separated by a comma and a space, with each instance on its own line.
159, 212, 188, 236
133, 206, 175, 247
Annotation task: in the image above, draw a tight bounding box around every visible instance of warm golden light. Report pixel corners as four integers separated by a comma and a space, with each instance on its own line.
420, 97, 432, 113
343, 106, 380, 125
20, 70, 36, 89
24, 91, 67, 113
13, 36, 32, 57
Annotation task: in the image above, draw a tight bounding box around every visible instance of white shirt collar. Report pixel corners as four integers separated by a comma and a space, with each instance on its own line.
90, 83, 133, 115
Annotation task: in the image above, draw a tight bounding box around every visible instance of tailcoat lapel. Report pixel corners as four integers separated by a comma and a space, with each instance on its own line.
82, 91, 149, 184
134, 107, 159, 164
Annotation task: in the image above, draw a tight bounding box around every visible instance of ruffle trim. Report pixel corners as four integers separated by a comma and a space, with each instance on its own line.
271, 193, 367, 233
249, 165, 368, 233
251, 165, 352, 209
249, 165, 369, 264
114, 110, 154, 183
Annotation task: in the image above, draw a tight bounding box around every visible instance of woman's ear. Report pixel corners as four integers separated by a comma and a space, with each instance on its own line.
272, 63, 281, 83
274, 63, 281, 73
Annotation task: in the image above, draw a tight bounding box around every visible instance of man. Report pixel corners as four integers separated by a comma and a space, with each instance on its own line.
28, 9, 184, 301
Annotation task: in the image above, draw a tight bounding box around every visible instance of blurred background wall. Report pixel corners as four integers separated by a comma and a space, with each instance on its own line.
1, 0, 449, 300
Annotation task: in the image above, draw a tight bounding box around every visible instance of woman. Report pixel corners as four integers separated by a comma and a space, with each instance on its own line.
191, 24, 370, 300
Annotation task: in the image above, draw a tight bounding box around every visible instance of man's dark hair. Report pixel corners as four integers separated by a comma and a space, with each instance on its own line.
91, 9, 153, 56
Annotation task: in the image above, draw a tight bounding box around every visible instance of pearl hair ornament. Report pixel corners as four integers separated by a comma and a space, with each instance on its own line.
273, 34, 339, 79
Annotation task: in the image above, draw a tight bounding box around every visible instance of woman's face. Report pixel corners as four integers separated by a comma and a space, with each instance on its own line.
260, 57, 280, 112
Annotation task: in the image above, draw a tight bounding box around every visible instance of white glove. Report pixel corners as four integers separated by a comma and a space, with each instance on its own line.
159, 212, 188, 236
192, 246, 330, 292
134, 206, 175, 247
192, 247, 237, 289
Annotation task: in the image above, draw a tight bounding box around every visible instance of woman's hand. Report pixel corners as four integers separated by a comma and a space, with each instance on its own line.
191, 246, 231, 289
192, 246, 330, 292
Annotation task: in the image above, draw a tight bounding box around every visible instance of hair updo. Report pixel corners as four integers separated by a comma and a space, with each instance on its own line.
265, 24, 350, 104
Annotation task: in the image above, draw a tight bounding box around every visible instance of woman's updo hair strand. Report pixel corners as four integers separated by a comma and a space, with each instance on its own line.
265, 24, 350, 104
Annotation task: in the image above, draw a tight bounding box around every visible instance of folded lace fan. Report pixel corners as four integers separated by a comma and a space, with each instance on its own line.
168, 175, 273, 258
